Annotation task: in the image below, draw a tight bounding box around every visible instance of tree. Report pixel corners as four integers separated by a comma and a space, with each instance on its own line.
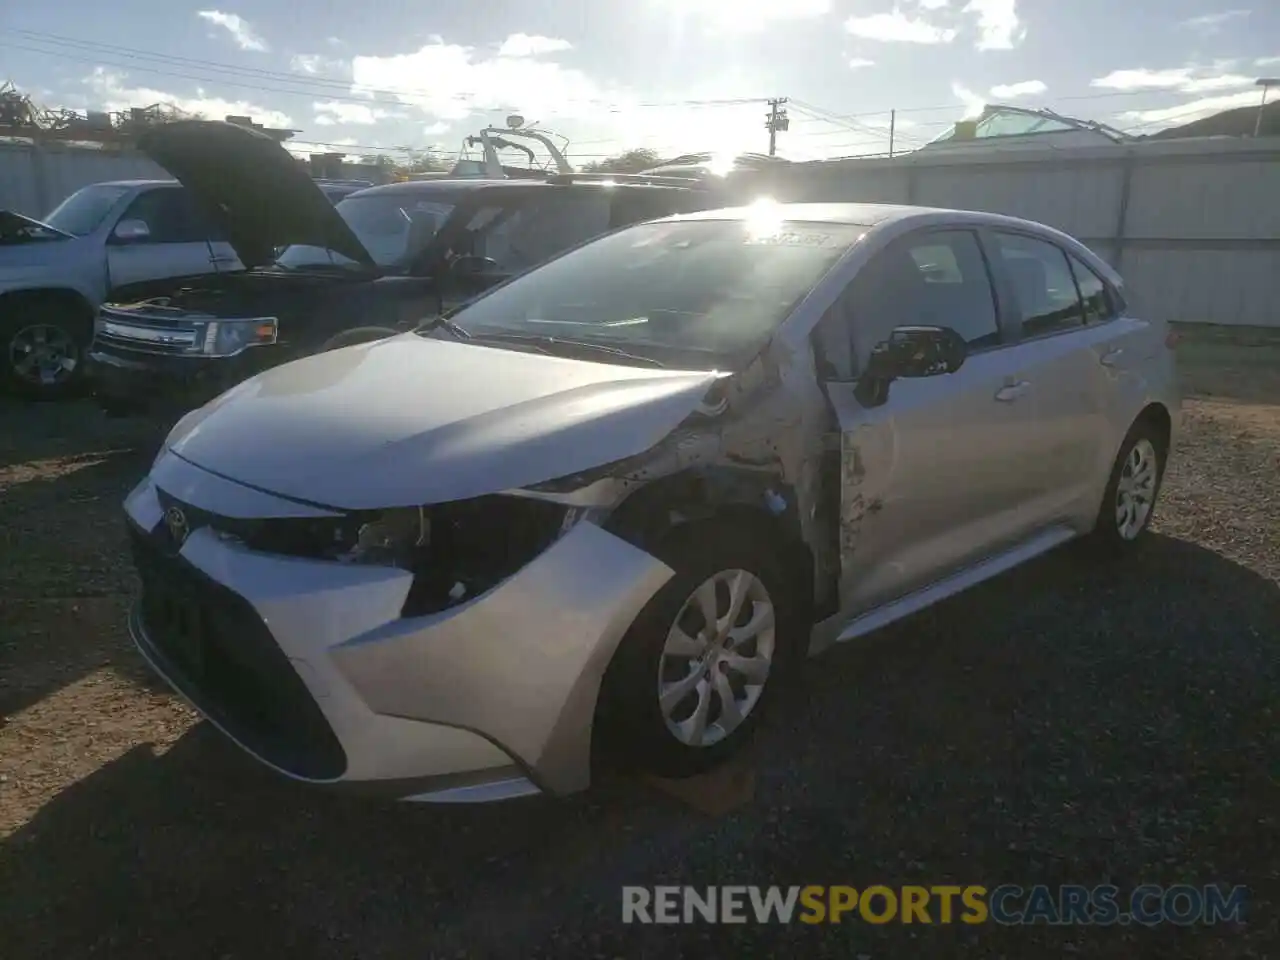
579, 147, 664, 174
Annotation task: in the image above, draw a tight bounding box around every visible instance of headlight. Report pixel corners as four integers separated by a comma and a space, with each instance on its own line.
232, 496, 583, 616
200, 317, 278, 357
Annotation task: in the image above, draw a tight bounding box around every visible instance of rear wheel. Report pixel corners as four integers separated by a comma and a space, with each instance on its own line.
319, 326, 399, 351
1089, 421, 1166, 552
598, 522, 801, 779
2, 296, 92, 399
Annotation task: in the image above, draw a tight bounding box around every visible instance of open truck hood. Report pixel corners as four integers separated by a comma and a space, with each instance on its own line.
0, 210, 74, 244
137, 120, 376, 270
163, 334, 723, 510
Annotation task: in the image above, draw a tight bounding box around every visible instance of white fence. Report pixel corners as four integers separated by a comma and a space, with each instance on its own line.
0, 140, 167, 219
739, 136, 1280, 329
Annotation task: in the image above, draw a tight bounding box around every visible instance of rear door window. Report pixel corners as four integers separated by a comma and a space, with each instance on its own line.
991, 232, 1085, 337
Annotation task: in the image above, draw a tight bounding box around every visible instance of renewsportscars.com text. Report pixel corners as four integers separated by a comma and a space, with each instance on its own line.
621, 884, 1247, 926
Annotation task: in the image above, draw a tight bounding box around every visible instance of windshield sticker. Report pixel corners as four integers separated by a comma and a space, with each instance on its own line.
743, 231, 836, 247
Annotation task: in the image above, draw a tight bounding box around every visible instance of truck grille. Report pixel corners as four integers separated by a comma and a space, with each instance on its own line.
128, 516, 347, 781
96, 305, 204, 356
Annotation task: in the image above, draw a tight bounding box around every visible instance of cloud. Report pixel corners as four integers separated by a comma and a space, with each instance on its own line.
349, 36, 611, 123
496, 34, 573, 57
951, 81, 986, 118
290, 53, 349, 76
962, 0, 1024, 50
917, 0, 950, 8
1257, 55, 1280, 67
990, 79, 1045, 98
1180, 9, 1250, 33
1120, 89, 1268, 128
83, 67, 292, 127
313, 100, 406, 126
665, 0, 833, 28
1092, 67, 1257, 95
845, 10, 958, 43
196, 10, 269, 52
848, 57, 876, 68
422, 121, 451, 136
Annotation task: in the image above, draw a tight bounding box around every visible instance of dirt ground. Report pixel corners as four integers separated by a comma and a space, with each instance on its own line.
1, 329, 1278, 958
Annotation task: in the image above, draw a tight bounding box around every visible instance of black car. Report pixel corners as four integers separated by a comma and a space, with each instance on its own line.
86, 121, 719, 416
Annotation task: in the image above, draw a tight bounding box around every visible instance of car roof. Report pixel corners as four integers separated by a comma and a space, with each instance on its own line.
347, 177, 705, 202
668, 200, 1077, 234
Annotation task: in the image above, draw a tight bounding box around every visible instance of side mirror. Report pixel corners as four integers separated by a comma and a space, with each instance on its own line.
449, 254, 500, 278
112, 219, 151, 243
855, 325, 967, 407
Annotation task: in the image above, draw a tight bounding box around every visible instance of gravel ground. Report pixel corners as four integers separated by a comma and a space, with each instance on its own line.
1, 339, 1278, 959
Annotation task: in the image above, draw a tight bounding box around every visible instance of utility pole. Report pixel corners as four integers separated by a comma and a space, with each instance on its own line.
765, 97, 789, 156
1255, 78, 1279, 138
888, 109, 897, 158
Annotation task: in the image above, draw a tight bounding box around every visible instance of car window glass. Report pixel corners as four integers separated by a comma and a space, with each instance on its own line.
852, 229, 1000, 349
478, 194, 612, 272
44, 184, 131, 236
993, 232, 1085, 337
1068, 254, 1115, 323
118, 189, 217, 244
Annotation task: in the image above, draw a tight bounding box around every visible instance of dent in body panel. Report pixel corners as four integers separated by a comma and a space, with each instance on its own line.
527, 340, 844, 618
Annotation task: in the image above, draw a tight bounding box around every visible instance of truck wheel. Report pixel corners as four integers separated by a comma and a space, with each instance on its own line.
2, 294, 93, 400
319, 326, 399, 351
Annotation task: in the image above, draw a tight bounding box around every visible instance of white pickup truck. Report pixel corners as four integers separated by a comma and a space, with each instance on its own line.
0, 180, 244, 398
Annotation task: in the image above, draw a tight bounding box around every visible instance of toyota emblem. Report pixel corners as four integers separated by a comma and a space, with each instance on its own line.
163, 505, 190, 546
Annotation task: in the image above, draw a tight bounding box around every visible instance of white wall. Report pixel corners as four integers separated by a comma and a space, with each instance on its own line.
0, 141, 168, 219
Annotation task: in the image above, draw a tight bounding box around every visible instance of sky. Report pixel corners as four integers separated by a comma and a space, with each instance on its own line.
2, 0, 1279, 165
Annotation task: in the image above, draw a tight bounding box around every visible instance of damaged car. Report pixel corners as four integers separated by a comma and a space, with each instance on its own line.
86, 120, 716, 416
122, 200, 1179, 802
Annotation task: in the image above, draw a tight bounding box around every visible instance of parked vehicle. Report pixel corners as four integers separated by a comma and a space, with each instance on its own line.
0, 180, 243, 398
122, 200, 1179, 802
87, 120, 718, 416
313, 179, 375, 203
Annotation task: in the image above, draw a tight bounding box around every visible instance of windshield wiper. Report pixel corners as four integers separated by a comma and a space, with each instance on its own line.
465, 332, 667, 368
415, 313, 472, 340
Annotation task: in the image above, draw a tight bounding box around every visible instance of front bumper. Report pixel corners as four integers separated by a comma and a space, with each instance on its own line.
123, 456, 674, 800
86, 344, 257, 415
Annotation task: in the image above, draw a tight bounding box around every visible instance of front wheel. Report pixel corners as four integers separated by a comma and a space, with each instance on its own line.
598, 522, 801, 779
1089, 421, 1166, 551
2, 298, 92, 400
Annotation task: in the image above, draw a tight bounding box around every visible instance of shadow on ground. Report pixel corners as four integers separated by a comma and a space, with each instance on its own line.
2, 534, 1276, 958
0, 401, 163, 719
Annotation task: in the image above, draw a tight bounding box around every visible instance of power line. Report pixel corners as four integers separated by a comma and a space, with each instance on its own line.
5, 30, 770, 112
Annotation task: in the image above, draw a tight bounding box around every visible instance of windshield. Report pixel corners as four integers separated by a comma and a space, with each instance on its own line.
275, 194, 455, 270
443, 215, 864, 364
43, 184, 132, 237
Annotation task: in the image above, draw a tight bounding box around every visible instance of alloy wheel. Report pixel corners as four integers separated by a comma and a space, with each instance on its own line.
657, 568, 776, 748
9, 323, 78, 387
1115, 437, 1158, 540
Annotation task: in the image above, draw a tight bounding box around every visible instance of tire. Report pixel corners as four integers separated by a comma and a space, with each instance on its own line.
1, 294, 92, 400
597, 521, 803, 779
319, 326, 399, 351
1089, 419, 1167, 553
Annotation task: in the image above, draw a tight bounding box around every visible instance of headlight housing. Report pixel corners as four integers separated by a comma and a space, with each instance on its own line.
228, 495, 583, 617
200, 317, 278, 357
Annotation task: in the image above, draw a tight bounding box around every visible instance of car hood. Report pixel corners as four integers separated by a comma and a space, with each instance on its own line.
137, 120, 375, 271
164, 334, 724, 510
0, 210, 75, 243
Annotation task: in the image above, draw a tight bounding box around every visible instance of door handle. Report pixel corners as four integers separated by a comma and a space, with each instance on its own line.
1100, 348, 1125, 366
995, 380, 1029, 402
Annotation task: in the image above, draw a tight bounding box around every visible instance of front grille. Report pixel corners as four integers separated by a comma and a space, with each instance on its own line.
128, 519, 347, 780
96, 306, 204, 356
